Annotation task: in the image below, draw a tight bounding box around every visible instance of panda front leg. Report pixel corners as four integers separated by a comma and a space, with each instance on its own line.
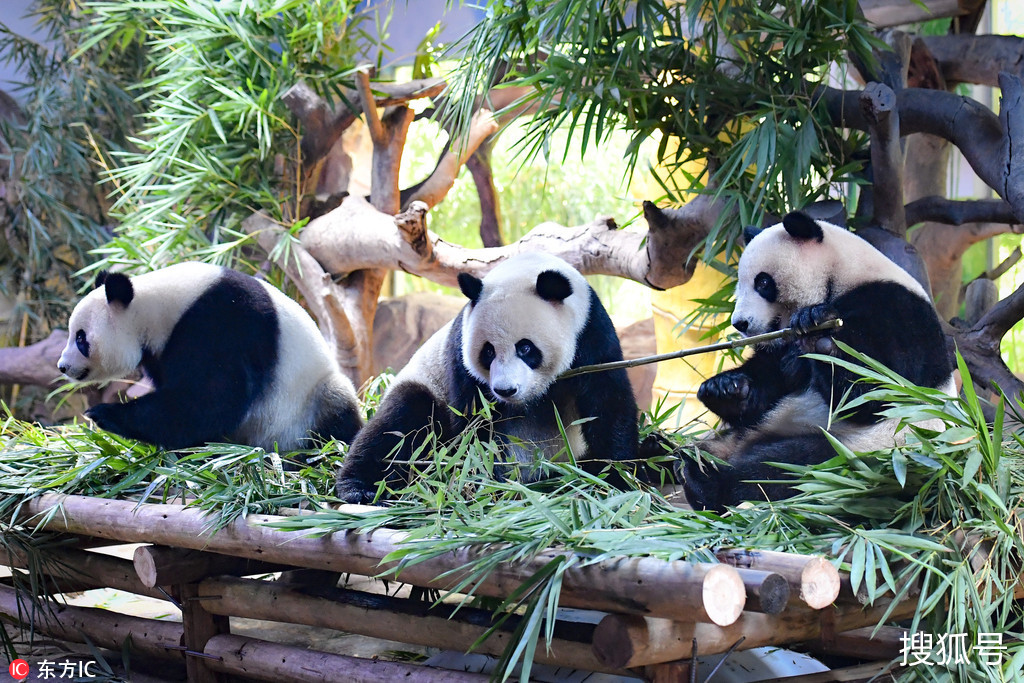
697, 345, 810, 430
86, 385, 244, 451
335, 382, 449, 504
683, 431, 838, 512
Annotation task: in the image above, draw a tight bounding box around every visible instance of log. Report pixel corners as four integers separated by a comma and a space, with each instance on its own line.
0, 584, 183, 660
203, 633, 490, 683
180, 582, 229, 683
591, 595, 920, 670
133, 545, 290, 588
18, 494, 746, 625
197, 575, 618, 673
807, 625, 907, 661
716, 549, 839, 609
736, 568, 790, 615
2, 546, 168, 601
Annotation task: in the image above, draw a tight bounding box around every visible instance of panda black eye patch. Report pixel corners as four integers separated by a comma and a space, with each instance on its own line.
479, 342, 496, 369
515, 339, 542, 369
75, 329, 90, 358
754, 272, 777, 303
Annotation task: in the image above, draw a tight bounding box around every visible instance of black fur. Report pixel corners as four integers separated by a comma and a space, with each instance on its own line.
536, 270, 573, 301
685, 281, 953, 513
100, 272, 134, 307
458, 273, 483, 304
336, 287, 639, 504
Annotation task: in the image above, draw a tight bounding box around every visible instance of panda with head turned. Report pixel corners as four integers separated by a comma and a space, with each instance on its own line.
336, 252, 638, 503
58, 262, 362, 452
683, 211, 956, 512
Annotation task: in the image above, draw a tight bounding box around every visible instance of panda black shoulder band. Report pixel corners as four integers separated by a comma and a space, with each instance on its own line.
558, 318, 844, 380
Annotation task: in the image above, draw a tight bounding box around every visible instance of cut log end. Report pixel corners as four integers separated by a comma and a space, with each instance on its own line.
702, 564, 746, 626
800, 557, 842, 610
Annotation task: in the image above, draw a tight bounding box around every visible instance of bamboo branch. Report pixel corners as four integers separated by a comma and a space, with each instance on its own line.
558, 319, 843, 380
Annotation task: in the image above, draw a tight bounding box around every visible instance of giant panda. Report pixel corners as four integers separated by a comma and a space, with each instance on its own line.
57, 262, 362, 452
335, 252, 639, 503
683, 211, 956, 512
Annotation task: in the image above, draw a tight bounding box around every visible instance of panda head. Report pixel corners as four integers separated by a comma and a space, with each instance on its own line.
732, 211, 926, 337
457, 253, 590, 405
58, 271, 142, 383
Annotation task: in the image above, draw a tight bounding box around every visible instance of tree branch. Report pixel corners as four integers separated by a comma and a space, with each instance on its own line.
300, 194, 721, 291
282, 77, 446, 169
0, 330, 65, 387
905, 196, 1023, 226
860, 82, 906, 237
404, 109, 499, 210
919, 34, 1024, 87
820, 77, 1024, 221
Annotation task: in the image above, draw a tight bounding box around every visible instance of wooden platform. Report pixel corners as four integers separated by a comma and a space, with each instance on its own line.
1, 493, 917, 682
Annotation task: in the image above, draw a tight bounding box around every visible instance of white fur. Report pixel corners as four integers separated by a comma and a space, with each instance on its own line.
460, 252, 590, 402
58, 263, 221, 382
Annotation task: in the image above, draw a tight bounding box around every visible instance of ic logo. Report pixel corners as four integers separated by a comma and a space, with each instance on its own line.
8, 659, 29, 681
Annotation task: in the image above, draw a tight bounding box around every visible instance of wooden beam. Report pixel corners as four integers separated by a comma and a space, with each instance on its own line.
197, 575, 617, 674
17, 494, 746, 626
0, 584, 183, 661
133, 545, 289, 588
204, 633, 491, 683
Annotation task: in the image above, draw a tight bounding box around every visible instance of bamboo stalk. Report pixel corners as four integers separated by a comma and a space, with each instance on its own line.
133, 545, 290, 588
0, 584, 183, 660
197, 575, 617, 673
716, 549, 840, 609
17, 494, 746, 625
204, 633, 491, 683
559, 318, 843, 379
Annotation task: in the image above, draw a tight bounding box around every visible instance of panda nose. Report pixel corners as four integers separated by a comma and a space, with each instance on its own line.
57, 362, 68, 374
494, 386, 518, 399
733, 319, 749, 334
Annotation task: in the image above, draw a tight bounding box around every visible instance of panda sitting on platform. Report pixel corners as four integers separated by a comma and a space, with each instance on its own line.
336, 252, 638, 503
58, 262, 363, 452
683, 211, 955, 512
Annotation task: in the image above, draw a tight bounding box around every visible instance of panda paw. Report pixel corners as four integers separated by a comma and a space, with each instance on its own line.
697, 371, 750, 419
85, 403, 125, 434
335, 477, 378, 505
790, 304, 838, 355
680, 457, 726, 514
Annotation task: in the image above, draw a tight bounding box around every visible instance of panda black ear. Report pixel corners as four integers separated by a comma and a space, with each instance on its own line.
742, 225, 762, 245
102, 272, 134, 308
536, 270, 573, 302
782, 211, 824, 242
458, 272, 484, 305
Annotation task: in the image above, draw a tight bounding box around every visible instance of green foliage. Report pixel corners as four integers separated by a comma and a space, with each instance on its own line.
81, 0, 373, 273
0, 0, 140, 333
447, 0, 880, 257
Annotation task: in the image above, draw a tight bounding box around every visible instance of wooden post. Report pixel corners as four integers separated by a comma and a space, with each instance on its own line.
18, 494, 746, 625
133, 545, 289, 587
178, 582, 230, 683
196, 575, 616, 674
204, 633, 492, 683
716, 548, 840, 609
